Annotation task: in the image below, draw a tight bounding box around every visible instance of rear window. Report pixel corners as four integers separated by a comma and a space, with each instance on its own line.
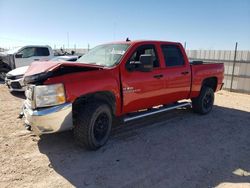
36, 47, 50, 56
161, 45, 184, 67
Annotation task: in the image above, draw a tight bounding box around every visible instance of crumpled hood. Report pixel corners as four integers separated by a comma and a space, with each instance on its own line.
23, 61, 104, 84
7, 66, 29, 76
24, 61, 104, 76
24, 61, 61, 77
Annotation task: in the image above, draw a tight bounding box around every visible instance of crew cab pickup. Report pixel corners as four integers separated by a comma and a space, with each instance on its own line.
22, 40, 224, 150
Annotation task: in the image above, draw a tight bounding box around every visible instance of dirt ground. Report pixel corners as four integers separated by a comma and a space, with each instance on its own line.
0, 84, 250, 188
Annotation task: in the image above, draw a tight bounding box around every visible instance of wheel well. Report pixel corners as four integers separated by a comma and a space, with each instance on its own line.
202, 77, 218, 91
73, 91, 116, 115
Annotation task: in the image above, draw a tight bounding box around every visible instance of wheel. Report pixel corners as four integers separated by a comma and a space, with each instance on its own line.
0, 67, 10, 81
192, 86, 214, 114
73, 101, 112, 150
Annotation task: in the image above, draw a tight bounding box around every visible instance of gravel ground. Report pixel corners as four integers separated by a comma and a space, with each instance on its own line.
0, 84, 250, 188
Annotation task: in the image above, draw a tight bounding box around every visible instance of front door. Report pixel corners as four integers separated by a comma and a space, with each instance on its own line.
121, 44, 166, 113
15, 47, 50, 68
15, 47, 37, 68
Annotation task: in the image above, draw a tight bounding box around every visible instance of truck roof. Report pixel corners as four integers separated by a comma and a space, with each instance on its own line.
2, 45, 52, 55
107, 40, 181, 46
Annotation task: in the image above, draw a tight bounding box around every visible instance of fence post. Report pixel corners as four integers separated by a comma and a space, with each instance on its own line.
230, 42, 238, 92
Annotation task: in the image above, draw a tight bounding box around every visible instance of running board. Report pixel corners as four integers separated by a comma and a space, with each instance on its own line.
123, 102, 191, 123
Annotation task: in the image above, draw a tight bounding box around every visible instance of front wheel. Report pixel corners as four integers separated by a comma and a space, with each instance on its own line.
192, 86, 214, 114
73, 101, 112, 150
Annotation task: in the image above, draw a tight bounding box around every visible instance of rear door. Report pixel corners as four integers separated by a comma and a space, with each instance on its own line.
160, 44, 191, 102
121, 44, 166, 113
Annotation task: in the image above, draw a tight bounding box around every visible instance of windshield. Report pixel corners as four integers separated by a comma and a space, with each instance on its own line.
77, 44, 130, 67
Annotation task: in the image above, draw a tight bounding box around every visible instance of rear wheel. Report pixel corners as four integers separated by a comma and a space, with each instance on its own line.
192, 86, 214, 114
74, 101, 112, 150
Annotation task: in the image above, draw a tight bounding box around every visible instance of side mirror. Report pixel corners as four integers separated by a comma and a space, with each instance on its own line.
138, 54, 153, 72
15, 53, 23, 58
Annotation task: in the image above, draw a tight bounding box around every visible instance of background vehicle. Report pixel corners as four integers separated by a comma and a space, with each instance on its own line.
0, 45, 54, 81
22, 40, 224, 150
5, 55, 79, 92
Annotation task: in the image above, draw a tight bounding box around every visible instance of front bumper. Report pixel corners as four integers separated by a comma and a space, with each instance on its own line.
23, 101, 73, 134
5, 77, 26, 92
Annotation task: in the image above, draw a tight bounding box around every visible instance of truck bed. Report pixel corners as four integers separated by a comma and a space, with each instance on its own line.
190, 62, 224, 98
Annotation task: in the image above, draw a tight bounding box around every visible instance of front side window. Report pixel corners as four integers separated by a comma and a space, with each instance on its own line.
128, 45, 159, 67
19, 47, 36, 58
77, 44, 130, 67
161, 45, 184, 67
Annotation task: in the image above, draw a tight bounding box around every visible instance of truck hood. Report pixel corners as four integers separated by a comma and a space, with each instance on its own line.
24, 61, 105, 84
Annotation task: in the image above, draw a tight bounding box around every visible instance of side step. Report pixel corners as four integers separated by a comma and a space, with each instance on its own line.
123, 102, 191, 123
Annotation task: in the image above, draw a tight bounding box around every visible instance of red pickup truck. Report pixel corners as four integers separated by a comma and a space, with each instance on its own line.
23, 40, 224, 150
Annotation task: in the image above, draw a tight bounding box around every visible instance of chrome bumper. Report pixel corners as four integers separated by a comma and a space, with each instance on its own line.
23, 101, 73, 134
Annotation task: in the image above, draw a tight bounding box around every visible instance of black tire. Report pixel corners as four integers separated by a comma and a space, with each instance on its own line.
192, 86, 214, 115
73, 101, 112, 150
0, 67, 10, 81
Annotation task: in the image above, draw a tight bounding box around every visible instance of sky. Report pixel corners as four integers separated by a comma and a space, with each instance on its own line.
0, 0, 250, 50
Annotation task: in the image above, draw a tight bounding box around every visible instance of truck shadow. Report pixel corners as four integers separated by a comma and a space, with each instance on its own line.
37, 106, 250, 188
0, 82, 25, 98
10, 91, 26, 99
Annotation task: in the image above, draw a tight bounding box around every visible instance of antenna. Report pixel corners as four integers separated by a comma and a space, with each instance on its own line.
67, 32, 69, 49
126, 37, 131, 42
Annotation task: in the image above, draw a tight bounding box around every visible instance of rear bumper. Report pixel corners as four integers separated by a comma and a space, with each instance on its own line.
5, 77, 26, 92
23, 101, 73, 134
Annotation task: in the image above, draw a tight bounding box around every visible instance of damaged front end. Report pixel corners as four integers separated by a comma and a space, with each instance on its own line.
22, 62, 105, 134
23, 62, 103, 85
23, 72, 52, 85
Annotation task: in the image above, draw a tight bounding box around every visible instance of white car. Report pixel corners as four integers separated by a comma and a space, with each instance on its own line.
5, 66, 29, 92
5, 56, 79, 92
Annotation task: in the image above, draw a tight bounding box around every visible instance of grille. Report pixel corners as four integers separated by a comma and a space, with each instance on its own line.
25, 85, 34, 100
10, 82, 22, 89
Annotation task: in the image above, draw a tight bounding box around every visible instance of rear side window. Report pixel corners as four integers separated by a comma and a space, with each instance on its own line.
35, 47, 50, 56
161, 45, 184, 67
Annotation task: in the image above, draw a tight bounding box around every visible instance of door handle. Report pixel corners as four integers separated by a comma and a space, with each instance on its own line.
181, 71, 189, 75
153, 74, 163, 79
34, 59, 40, 61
